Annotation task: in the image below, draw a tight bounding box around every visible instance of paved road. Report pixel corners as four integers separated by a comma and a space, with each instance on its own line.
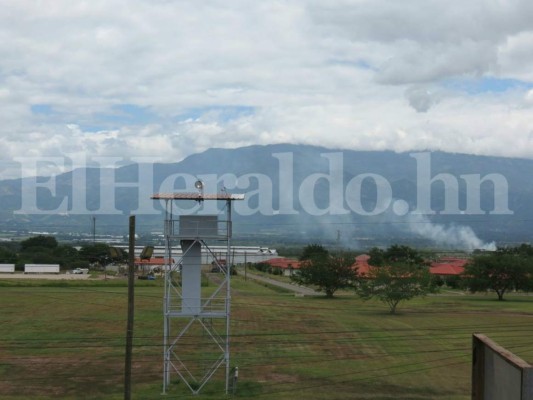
241, 271, 320, 296
0, 273, 92, 280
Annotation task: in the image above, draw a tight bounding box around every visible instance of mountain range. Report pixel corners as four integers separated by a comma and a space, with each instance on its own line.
1, 143, 532, 249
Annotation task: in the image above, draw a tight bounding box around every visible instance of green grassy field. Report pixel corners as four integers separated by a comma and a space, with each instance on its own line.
0, 276, 532, 399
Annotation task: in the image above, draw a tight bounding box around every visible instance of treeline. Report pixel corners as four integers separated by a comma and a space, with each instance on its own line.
253, 243, 533, 313
0, 235, 124, 271
464, 244, 533, 301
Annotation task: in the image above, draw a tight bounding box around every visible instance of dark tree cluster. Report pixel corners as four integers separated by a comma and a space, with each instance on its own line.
357, 245, 437, 314
290, 244, 438, 313
463, 245, 533, 301
0, 235, 125, 271
15, 235, 81, 270
291, 244, 358, 298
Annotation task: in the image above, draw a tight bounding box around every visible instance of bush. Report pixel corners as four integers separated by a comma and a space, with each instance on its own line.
445, 275, 461, 289
0, 246, 17, 263
253, 263, 270, 273
433, 276, 444, 287
68, 260, 91, 270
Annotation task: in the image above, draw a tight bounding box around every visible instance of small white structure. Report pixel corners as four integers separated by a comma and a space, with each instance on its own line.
0, 264, 15, 273
24, 264, 60, 274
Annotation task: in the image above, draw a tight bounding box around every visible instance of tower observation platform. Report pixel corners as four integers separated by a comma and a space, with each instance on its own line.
151, 190, 244, 395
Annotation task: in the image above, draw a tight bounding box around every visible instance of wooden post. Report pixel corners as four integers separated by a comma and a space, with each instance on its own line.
124, 216, 135, 400
472, 334, 484, 400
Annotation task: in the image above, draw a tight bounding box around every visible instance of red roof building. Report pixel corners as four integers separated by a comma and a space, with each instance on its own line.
430, 258, 468, 276
134, 257, 174, 266
354, 254, 469, 278
353, 254, 372, 277
263, 257, 301, 270
259, 257, 301, 276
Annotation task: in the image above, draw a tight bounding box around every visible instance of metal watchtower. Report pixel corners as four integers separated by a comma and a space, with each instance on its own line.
151, 189, 244, 395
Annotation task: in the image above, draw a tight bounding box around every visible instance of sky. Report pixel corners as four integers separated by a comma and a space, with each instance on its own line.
2, 0, 533, 177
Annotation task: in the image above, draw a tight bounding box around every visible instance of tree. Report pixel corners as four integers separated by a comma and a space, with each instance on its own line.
292, 252, 358, 298
497, 243, 533, 256
17, 248, 58, 266
368, 245, 424, 266
17, 238, 80, 270
53, 245, 80, 269
356, 245, 436, 314
53, 245, 79, 259
79, 243, 112, 264
462, 253, 533, 301
0, 246, 17, 263
20, 235, 58, 251
300, 244, 329, 261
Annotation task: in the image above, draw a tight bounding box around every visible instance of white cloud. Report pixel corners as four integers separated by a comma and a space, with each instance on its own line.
498, 31, 533, 81
1, 0, 533, 178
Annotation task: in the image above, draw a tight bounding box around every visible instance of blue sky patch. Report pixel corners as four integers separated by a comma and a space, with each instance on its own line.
177, 105, 255, 122
442, 77, 533, 94
95, 103, 157, 125
77, 124, 106, 132
31, 104, 54, 115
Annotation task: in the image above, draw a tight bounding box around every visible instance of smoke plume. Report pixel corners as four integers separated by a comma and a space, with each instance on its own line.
407, 214, 496, 251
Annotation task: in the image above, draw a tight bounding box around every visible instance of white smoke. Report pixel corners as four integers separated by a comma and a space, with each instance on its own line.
407, 214, 496, 252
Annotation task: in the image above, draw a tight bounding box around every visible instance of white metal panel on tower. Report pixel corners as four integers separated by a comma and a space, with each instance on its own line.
180, 240, 202, 315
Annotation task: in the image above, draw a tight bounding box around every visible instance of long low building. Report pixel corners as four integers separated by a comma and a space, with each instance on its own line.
118, 245, 278, 265
24, 264, 60, 274
0, 264, 15, 273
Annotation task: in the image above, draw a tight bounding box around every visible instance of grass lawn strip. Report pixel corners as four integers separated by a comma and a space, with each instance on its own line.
0, 278, 531, 399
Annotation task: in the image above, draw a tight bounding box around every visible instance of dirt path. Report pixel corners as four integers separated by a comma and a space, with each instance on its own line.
206, 270, 319, 296
241, 271, 320, 296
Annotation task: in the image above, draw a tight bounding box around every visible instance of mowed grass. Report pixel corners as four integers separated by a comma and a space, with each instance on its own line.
0, 277, 532, 400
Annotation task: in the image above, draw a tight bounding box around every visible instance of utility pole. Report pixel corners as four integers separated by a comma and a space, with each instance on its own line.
244, 252, 247, 281
124, 216, 135, 400
92, 216, 96, 244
